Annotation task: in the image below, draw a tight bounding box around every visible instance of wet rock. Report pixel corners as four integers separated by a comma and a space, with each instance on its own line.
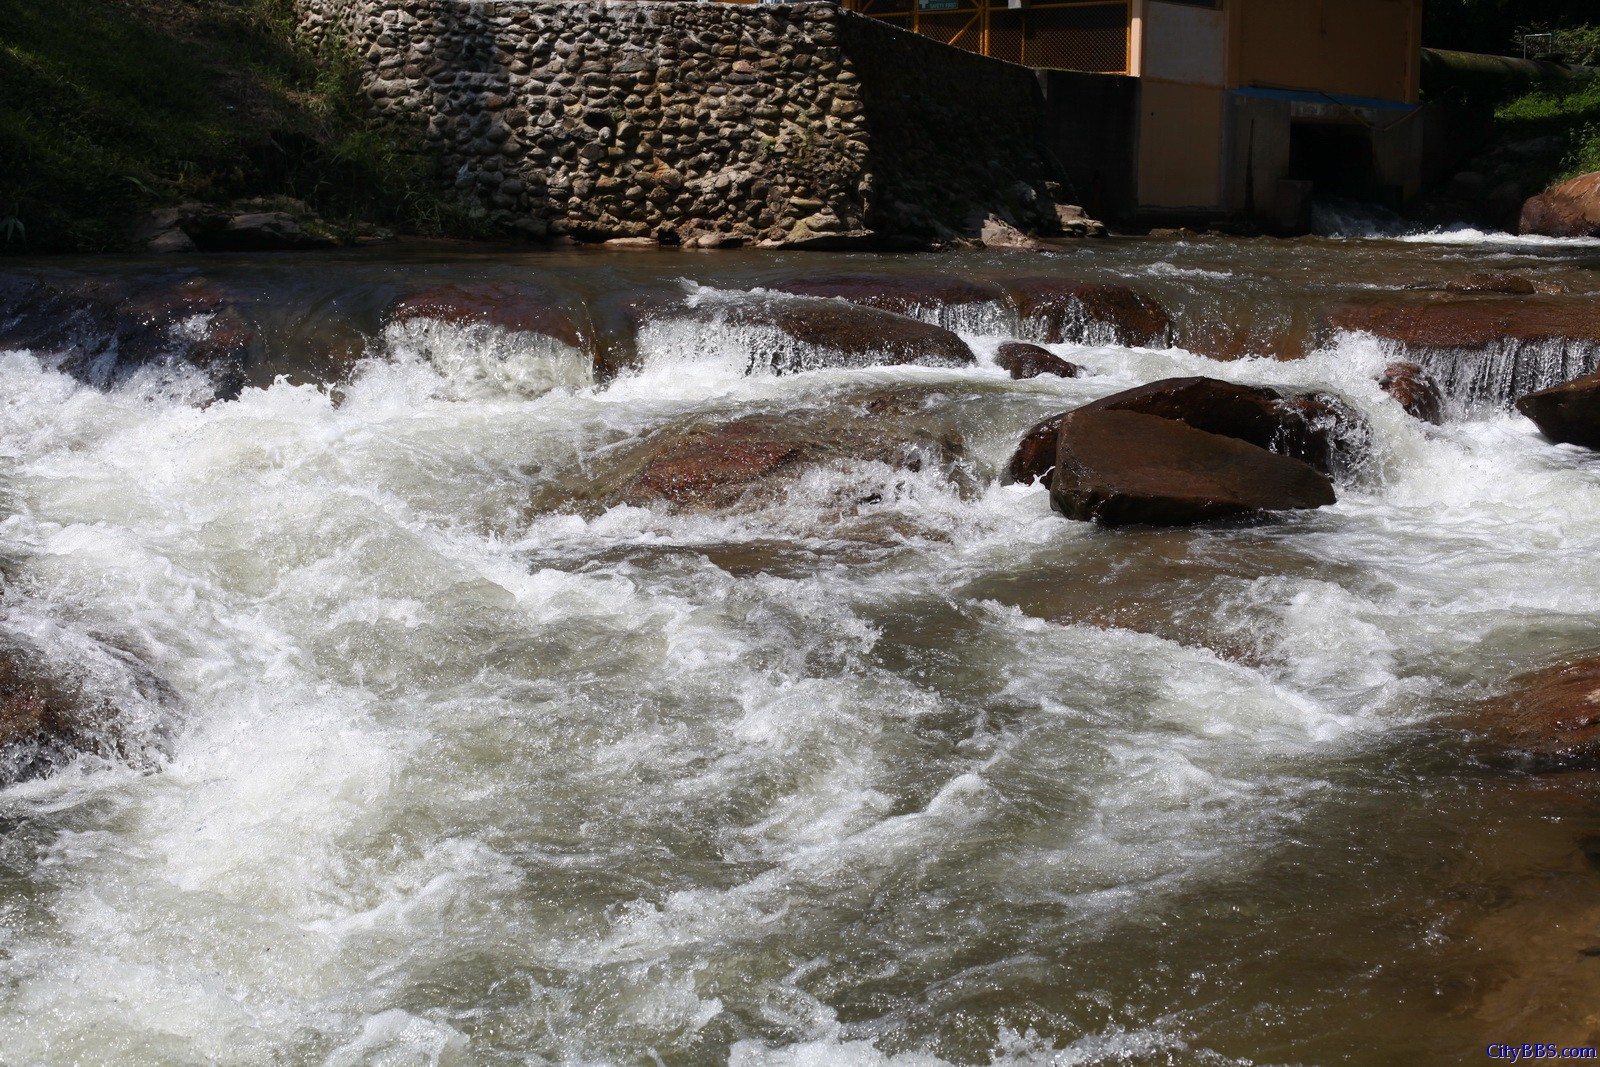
994, 341, 1081, 380
1520, 172, 1600, 239
1469, 656, 1600, 770
771, 272, 1003, 319
389, 284, 585, 349
1517, 369, 1600, 449
1077, 376, 1367, 478
1325, 295, 1600, 352
1049, 410, 1336, 527
616, 396, 967, 510
1007, 278, 1172, 347
1379, 361, 1445, 424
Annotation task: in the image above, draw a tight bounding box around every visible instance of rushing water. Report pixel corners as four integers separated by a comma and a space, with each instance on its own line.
2, 236, 1600, 1065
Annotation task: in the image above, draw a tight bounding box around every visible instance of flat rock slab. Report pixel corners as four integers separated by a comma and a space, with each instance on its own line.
1049, 410, 1335, 527
1517, 369, 1600, 449
1326, 295, 1600, 350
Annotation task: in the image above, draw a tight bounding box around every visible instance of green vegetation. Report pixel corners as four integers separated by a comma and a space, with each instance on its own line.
1496, 72, 1600, 187
0, 0, 484, 253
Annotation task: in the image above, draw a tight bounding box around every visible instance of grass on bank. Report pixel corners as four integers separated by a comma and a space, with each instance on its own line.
0, 0, 485, 253
1494, 72, 1600, 188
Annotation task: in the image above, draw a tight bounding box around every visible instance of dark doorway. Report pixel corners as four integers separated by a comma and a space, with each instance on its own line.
1287, 121, 1390, 204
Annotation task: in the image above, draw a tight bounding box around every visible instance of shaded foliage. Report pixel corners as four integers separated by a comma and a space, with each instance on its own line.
1424, 0, 1596, 57
0, 0, 486, 252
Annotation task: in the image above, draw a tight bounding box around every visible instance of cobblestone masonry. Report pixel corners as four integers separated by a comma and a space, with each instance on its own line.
294, 0, 1063, 245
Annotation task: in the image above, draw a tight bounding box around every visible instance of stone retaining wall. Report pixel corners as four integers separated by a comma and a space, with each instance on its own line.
293, 0, 1062, 245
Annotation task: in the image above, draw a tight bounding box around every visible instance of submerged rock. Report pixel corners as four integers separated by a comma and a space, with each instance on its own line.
1520, 172, 1600, 239
0, 639, 168, 786
1379, 361, 1445, 424
1005, 376, 1367, 486
1517, 369, 1600, 449
1049, 410, 1336, 527
1441, 271, 1538, 295
1468, 656, 1600, 771
1007, 278, 1172, 348
994, 342, 1081, 381
613, 390, 968, 511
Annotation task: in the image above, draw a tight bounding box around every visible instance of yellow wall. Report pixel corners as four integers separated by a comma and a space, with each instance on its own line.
1136, 79, 1224, 208
1228, 0, 1421, 104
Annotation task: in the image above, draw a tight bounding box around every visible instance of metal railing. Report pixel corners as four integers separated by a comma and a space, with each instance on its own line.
847, 0, 1129, 73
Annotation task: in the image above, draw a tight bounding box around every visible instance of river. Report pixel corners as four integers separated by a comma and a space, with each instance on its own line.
1, 231, 1599, 1065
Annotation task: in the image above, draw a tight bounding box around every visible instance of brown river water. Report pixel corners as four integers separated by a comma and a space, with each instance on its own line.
1, 228, 1599, 1064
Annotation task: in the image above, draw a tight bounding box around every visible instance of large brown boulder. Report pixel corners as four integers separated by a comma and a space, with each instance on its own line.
1007, 279, 1172, 347
1519, 172, 1600, 238
1378, 362, 1445, 424
1004, 376, 1367, 485
1467, 656, 1600, 771
994, 342, 1082, 380
388, 284, 585, 349
1517, 369, 1600, 449
1049, 410, 1336, 527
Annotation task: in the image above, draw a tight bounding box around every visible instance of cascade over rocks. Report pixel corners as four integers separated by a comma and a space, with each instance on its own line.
1379, 362, 1445, 424
634, 293, 976, 373
1048, 410, 1336, 527
1467, 656, 1600, 771
0, 271, 257, 398
1519, 172, 1600, 239
994, 341, 1081, 380
1004, 376, 1367, 486
389, 284, 586, 349
771, 273, 1004, 319
1517, 369, 1600, 449
1007, 278, 1172, 348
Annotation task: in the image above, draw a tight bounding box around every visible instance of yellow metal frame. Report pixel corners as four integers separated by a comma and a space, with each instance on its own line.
848, 0, 1129, 72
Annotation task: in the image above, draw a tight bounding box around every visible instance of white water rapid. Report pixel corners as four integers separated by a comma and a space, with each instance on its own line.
2, 248, 1599, 1065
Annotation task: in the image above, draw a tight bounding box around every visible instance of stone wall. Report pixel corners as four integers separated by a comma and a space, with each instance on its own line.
293, 0, 1062, 246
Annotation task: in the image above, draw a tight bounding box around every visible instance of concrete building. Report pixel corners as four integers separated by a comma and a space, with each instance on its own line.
843, 0, 1427, 229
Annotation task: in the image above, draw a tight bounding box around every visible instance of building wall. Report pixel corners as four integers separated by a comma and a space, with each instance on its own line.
1229, 0, 1422, 104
